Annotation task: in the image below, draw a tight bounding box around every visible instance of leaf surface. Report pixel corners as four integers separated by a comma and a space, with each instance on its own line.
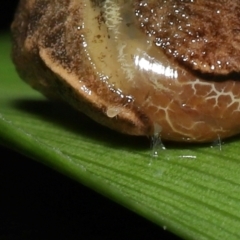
1, 33, 240, 240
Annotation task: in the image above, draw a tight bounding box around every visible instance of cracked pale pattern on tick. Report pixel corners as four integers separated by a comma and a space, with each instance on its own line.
103, 0, 138, 81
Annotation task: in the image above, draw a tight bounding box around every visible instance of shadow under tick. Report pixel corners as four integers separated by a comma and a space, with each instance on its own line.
11, 98, 240, 154
11, 98, 149, 151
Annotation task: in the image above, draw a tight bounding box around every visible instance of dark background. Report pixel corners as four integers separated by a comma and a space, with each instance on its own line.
1, 2, 182, 239
1, 1, 19, 31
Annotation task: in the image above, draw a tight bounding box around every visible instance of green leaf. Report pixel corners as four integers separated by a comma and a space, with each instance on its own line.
1, 32, 240, 240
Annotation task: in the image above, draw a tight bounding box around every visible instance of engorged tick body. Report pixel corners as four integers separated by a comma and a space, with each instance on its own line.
11, 0, 240, 142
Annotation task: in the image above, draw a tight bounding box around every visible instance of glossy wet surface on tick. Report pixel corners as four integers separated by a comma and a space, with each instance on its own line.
11, 0, 240, 142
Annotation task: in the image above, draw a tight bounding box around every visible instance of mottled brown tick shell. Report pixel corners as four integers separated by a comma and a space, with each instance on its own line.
11, 0, 240, 142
